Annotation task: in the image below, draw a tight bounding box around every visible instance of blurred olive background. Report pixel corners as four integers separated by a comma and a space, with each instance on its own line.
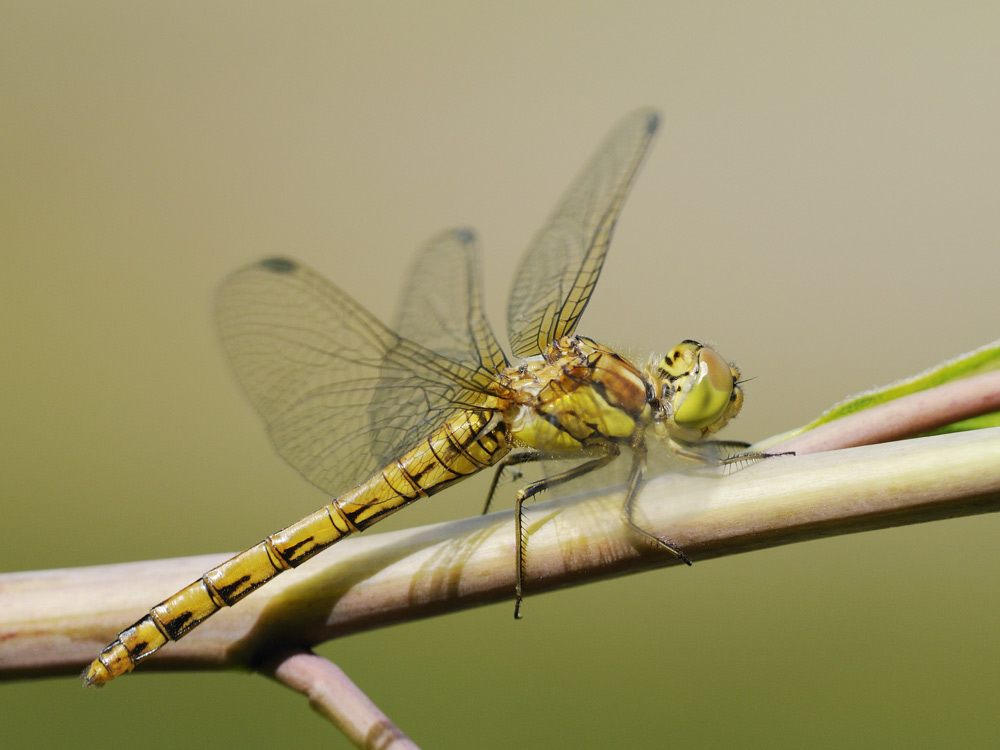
3, 3, 1000, 748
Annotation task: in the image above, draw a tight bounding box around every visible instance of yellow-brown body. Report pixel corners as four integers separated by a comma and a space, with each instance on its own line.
503, 336, 651, 454
85, 109, 761, 687
85, 325, 747, 685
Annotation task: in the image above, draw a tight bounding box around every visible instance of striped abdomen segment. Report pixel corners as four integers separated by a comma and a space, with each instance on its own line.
84, 409, 507, 686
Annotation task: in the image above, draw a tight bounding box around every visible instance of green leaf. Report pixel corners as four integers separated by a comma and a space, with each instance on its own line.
768, 337, 1000, 444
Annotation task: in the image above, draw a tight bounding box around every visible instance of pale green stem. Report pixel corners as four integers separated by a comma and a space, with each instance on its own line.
3, 428, 998, 682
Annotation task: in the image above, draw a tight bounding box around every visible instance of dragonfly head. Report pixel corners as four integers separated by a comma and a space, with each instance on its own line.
648, 340, 744, 440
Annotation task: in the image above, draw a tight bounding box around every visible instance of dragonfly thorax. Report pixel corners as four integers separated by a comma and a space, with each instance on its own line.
646, 340, 744, 444
500, 336, 652, 454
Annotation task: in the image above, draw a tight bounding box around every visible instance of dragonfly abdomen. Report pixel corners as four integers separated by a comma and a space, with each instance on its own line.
336, 410, 509, 529
84, 411, 508, 686
82, 505, 355, 686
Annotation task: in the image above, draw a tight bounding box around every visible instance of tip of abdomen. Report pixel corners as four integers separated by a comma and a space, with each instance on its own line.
81, 642, 134, 687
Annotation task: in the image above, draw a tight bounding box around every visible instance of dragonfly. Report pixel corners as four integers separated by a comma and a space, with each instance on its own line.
84, 108, 766, 686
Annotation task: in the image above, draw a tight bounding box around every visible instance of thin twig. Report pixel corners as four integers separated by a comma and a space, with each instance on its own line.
261, 649, 420, 750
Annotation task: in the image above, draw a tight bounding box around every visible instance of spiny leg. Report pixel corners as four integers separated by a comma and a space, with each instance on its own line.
709, 439, 776, 468
719, 448, 795, 466
714, 446, 796, 478
620, 442, 693, 565
620, 440, 795, 563
676, 438, 794, 467
482, 451, 547, 516
512, 447, 619, 619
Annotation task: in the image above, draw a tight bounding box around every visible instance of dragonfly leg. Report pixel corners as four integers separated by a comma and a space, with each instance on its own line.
718, 448, 796, 467
482, 451, 545, 516
707, 439, 774, 467
620, 442, 693, 565
512, 447, 619, 619
669, 437, 794, 469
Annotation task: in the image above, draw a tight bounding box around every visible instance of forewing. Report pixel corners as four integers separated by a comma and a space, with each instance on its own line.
217, 257, 500, 497
507, 109, 660, 358
370, 229, 508, 463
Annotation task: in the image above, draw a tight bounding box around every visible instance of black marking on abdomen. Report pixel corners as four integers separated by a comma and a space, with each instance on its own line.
382, 466, 422, 499
162, 611, 193, 640
278, 537, 315, 565
215, 574, 252, 604
400, 462, 425, 491
475, 434, 502, 459
423, 434, 455, 474
443, 420, 489, 470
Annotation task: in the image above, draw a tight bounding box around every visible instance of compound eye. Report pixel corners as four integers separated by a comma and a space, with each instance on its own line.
673, 346, 735, 430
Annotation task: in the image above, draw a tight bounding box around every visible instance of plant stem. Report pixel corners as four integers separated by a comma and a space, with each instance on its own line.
3, 427, 999, 681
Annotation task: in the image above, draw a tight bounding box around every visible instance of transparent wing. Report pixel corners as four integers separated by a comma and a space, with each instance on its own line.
390, 228, 507, 376
507, 109, 660, 358
217, 257, 502, 497
370, 228, 508, 463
